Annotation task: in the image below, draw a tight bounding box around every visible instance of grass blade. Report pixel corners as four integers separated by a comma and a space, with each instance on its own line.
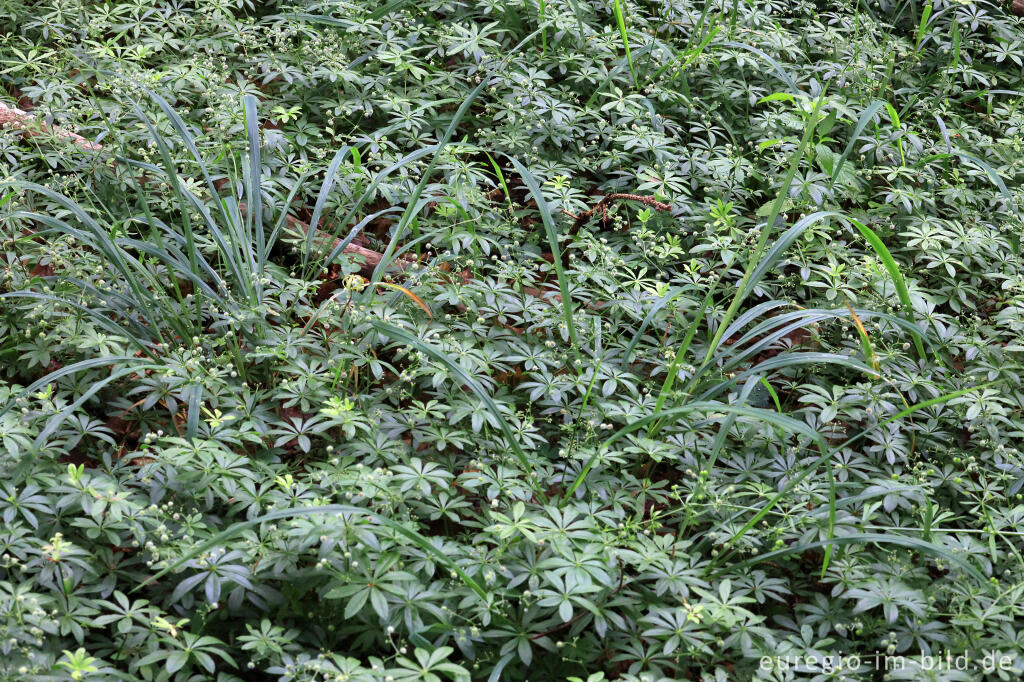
242, 94, 265, 302
302, 143, 353, 266
723, 42, 798, 94
622, 286, 689, 363
915, 1, 933, 50
363, 28, 544, 291
827, 100, 884, 192
713, 383, 993, 564
483, 151, 513, 209
377, 282, 432, 318
507, 156, 579, 351
0, 356, 145, 421
845, 216, 927, 359
717, 533, 986, 585
613, 0, 638, 89
564, 402, 824, 502
369, 320, 541, 495
699, 101, 827, 370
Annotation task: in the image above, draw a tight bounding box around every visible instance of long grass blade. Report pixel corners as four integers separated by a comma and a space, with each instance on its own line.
827, 100, 884, 191
845, 216, 927, 359
302, 144, 353, 265
377, 283, 432, 318
699, 103, 827, 369
717, 533, 986, 584
613, 0, 638, 89
242, 95, 265, 302
507, 157, 579, 351
363, 28, 543, 290
369, 321, 541, 495
0, 356, 145, 420
713, 383, 993, 563
622, 286, 689, 363
564, 402, 824, 502
723, 42, 798, 94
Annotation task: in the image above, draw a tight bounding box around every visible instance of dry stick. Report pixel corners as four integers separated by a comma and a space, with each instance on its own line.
562, 192, 672, 233
0, 102, 102, 151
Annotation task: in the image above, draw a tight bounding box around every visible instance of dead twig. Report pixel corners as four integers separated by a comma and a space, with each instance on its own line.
562, 192, 672, 234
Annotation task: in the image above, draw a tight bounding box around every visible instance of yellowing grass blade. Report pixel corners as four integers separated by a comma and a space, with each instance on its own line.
846, 217, 927, 360
846, 303, 879, 374
379, 282, 432, 318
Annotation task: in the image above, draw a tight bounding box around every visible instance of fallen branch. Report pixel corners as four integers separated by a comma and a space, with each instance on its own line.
0, 102, 101, 151
562, 192, 672, 234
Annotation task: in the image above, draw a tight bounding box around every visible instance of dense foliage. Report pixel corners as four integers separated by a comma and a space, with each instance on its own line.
2, 0, 1024, 679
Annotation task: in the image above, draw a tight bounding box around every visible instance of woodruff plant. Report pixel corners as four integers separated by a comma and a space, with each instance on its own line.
0, 0, 1022, 680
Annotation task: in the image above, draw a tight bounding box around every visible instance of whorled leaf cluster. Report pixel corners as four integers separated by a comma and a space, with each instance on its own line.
0, 0, 1023, 680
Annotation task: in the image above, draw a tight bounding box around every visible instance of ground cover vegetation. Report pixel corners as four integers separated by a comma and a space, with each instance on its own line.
1, 0, 1023, 679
